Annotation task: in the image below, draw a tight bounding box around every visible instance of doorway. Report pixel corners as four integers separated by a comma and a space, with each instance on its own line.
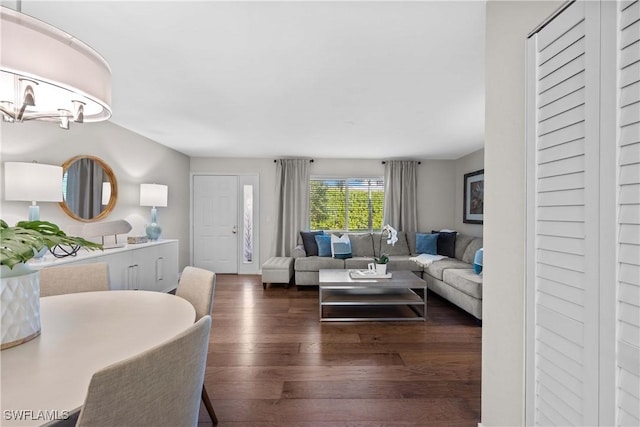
192, 174, 259, 275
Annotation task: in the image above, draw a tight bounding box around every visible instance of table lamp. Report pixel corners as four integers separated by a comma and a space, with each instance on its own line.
140, 183, 168, 241
4, 161, 63, 220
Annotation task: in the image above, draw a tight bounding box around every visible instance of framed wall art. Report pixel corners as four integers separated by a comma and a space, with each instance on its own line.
464, 169, 484, 224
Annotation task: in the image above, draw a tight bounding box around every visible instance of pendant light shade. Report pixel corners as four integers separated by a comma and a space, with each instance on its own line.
0, 6, 111, 129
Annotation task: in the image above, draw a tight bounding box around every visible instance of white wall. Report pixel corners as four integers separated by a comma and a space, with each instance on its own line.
454, 148, 484, 237
483, 1, 562, 426
190, 157, 458, 265
0, 121, 191, 269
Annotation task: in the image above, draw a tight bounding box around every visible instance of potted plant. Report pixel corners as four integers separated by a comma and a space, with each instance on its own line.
374, 224, 397, 274
1, 220, 102, 350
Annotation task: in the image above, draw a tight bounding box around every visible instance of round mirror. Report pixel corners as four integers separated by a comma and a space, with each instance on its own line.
60, 155, 117, 222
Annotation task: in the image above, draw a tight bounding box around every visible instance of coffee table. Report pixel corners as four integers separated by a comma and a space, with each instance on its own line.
318, 269, 427, 322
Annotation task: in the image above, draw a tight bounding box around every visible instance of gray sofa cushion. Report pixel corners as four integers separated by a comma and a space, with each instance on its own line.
442, 268, 483, 299
454, 234, 475, 260
462, 238, 484, 264
295, 256, 344, 271
344, 257, 374, 269
373, 231, 410, 256
425, 258, 472, 281
387, 256, 423, 272
347, 233, 375, 257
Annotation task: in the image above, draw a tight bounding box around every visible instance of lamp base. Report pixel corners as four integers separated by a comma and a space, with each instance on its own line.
145, 223, 162, 241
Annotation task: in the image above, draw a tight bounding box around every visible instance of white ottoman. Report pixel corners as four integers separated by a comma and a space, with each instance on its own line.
262, 257, 294, 289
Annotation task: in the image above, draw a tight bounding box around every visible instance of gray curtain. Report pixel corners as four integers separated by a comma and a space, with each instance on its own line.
383, 160, 418, 232
273, 159, 310, 257
65, 159, 105, 220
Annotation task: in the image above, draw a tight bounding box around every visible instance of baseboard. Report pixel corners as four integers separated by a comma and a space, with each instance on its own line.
477, 423, 483, 427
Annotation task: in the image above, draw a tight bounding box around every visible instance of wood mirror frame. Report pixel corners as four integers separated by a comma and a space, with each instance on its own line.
60, 155, 117, 222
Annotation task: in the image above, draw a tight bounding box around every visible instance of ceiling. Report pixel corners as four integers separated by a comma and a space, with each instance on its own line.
13, 0, 486, 160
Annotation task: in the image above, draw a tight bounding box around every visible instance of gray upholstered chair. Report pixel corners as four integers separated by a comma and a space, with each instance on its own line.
176, 266, 217, 424
75, 315, 212, 427
39, 263, 110, 297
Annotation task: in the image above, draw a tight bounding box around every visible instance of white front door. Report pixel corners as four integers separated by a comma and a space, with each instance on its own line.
193, 175, 238, 274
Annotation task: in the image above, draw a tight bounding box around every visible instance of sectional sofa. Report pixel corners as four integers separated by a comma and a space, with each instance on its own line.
293, 231, 483, 320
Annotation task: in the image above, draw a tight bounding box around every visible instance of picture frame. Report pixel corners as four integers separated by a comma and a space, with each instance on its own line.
464, 169, 484, 224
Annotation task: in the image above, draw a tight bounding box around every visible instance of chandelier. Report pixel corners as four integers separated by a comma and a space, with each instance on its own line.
0, 6, 111, 129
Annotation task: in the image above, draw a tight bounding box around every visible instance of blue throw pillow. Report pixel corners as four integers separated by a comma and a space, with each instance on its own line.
315, 234, 332, 257
416, 233, 438, 255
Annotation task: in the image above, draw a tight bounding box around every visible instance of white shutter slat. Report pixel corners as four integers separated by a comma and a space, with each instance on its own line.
538, 291, 584, 321
538, 188, 585, 207
537, 353, 584, 398
538, 385, 583, 426
538, 155, 585, 178
620, 204, 640, 224
620, 60, 640, 88
539, 121, 585, 150
620, 40, 640, 69
620, 102, 640, 127
620, 81, 640, 107
620, 243, 640, 265
620, 224, 640, 245
621, 122, 640, 146
619, 321, 640, 348
537, 371, 583, 415
539, 19, 586, 64
621, 0, 640, 29
622, 20, 640, 49
537, 205, 585, 222
537, 263, 585, 288
538, 171, 585, 192
537, 249, 584, 272
538, 341, 584, 379
620, 162, 640, 184
620, 265, 640, 287
619, 301, 640, 328
537, 276, 585, 302
618, 389, 640, 421
617, 408, 640, 427
539, 105, 586, 136
538, 1, 585, 52
539, 87, 585, 121
537, 235, 585, 255
539, 56, 586, 95
619, 367, 640, 400
539, 37, 586, 81
620, 184, 640, 204
539, 71, 586, 108
619, 341, 640, 377
538, 139, 585, 165
537, 220, 585, 238
620, 143, 640, 165
537, 305, 584, 345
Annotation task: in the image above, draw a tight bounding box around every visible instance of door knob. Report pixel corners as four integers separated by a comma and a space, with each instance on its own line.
232, 226, 237, 234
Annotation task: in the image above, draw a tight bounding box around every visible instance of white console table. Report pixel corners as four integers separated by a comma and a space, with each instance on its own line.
28, 240, 179, 293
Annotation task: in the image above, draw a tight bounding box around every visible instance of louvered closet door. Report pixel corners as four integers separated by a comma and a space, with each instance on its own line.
617, 1, 640, 425
526, 1, 601, 425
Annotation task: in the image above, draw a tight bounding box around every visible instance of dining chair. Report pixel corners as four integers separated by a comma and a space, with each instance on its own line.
175, 266, 218, 424
39, 263, 110, 297
75, 315, 212, 427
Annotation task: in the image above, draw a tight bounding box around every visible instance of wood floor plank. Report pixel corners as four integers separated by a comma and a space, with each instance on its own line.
199, 274, 482, 426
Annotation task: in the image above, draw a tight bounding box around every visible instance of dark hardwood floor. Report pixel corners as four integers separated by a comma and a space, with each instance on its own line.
198, 274, 481, 426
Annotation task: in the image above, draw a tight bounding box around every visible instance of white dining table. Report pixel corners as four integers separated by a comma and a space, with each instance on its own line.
0, 290, 195, 427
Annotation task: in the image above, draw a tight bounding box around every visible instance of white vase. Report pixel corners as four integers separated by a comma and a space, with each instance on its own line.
375, 263, 387, 275
1, 264, 41, 350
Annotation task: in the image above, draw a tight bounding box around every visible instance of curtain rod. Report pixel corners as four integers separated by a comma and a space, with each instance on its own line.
274, 159, 314, 163
382, 161, 421, 164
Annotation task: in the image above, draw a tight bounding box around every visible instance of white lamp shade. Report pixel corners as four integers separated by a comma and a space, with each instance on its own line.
140, 184, 168, 207
0, 7, 111, 122
4, 162, 63, 202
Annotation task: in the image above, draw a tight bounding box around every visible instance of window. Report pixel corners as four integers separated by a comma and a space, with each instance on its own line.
309, 178, 384, 231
